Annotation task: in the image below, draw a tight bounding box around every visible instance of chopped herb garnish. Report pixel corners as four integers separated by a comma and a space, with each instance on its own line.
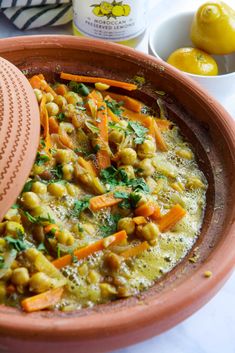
69, 198, 90, 218
69, 81, 90, 96
50, 164, 63, 180
114, 191, 141, 209
100, 166, 128, 188
100, 213, 121, 237
127, 121, 148, 145
22, 180, 33, 193
11, 203, 20, 209
128, 178, 150, 193
0, 255, 5, 269
40, 139, 46, 148
5, 230, 30, 252
35, 152, 50, 166
24, 211, 55, 225
57, 112, 65, 121
105, 99, 124, 116
93, 144, 100, 153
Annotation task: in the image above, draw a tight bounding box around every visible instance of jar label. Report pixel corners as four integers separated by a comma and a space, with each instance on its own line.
73, 0, 147, 41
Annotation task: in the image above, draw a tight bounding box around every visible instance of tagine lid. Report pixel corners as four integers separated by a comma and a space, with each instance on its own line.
0, 57, 40, 221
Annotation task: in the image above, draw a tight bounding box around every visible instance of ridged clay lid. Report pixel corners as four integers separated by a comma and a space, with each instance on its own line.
0, 57, 40, 221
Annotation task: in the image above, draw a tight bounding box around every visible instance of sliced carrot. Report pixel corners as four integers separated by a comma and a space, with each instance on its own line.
133, 216, 148, 225
52, 231, 127, 269
44, 224, 60, 237
49, 116, 59, 134
143, 116, 155, 138
90, 192, 121, 212
77, 156, 97, 177
88, 90, 103, 103
150, 205, 161, 221
134, 202, 155, 217
155, 118, 172, 131
157, 204, 186, 232
120, 241, 149, 259
153, 120, 168, 152
122, 107, 148, 123
40, 95, 52, 152
60, 72, 137, 91
21, 287, 64, 313
29, 75, 57, 98
96, 101, 111, 169
103, 92, 143, 113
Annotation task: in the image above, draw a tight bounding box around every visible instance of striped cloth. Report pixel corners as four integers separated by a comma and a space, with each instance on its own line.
0, 0, 73, 29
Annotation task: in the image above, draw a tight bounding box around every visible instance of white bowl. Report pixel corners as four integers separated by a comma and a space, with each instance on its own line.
148, 11, 235, 103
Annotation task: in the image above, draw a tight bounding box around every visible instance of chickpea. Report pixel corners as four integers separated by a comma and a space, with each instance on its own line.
62, 164, 74, 181
63, 103, 76, 116
176, 149, 193, 160
186, 177, 205, 189
32, 181, 47, 195
87, 270, 101, 284
57, 229, 75, 246
109, 130, 123, 144
48, 183, 67, 197
46, 102, 59, 116
64, 91, 83, 105
99, 283, 117, 297
5, 221, 24, 236
66, 183, 79, 197
32, 164, 46, 176
104, 252, 122, 271
119, 148, 137, 166
55, 149, 74, 164
118, 217, 135, 235
54, 95, 67, 108
34, 89, 43, 103
119, 165, 135, 179
138, 159, 155, 176
29, 272, 53, 293
11, 268, 29, 286
137, 139, 156, 159
138, 222, 159, 241
45, 92, 54, 102
21, 192, 40, 209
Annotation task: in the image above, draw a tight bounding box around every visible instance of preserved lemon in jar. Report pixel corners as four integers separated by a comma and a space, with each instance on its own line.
73, 0, 148, 47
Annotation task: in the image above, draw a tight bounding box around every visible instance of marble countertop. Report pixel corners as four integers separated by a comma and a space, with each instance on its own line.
0, 0, 234, 352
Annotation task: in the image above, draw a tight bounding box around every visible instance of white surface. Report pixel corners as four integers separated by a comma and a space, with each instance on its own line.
0, 1, 234, 353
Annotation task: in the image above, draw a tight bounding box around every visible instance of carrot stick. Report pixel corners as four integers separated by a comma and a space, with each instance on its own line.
29, 75, 57, 98
96, 101, 111, 169
120, 241, 149, 259
122, 107, 148, 123
60, 72, 137, 91
52, 230, 127, 269
134, 202, 155, 217
40, 95, 52, 152
77, 156, 97, 177
90, 192, 122, 212
54, 84, 69, 96
144, 116, 155, 138
133, 216, 148, 225
49, 116, 59, 134
103, 92, 143, 113
157, 204, 186, 232
150, 205, 161, 221
21, 287, 64, 313
153, 120, 168, 152
107, 107, 120, 123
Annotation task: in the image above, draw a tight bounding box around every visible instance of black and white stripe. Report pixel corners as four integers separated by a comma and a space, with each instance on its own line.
0, 0, 72, 29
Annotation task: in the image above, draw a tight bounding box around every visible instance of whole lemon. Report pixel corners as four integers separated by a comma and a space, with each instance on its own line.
191, 1, 235, 55
167, 47, 218, 76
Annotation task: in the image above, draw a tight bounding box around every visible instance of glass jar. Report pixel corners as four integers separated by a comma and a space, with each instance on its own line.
73, 0, 148, 47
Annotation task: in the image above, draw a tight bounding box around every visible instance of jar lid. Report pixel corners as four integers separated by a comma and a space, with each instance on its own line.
0, 57, 40, 221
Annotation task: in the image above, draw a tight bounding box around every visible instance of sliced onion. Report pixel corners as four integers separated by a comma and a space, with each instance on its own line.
157, 98, 168, 119
0, 249, 17, 279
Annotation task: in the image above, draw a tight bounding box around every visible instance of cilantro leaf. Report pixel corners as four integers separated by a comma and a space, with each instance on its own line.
69, 198, 90, 218
5, 230, 30, 252
127, 121, 148, 145
100, 213, 121, 237
57, 112, 65, 122
105, 99, 124, 116
128, 178, 150, 193
24, 211, 55, 225
50, 164, 63, 180
35, 152, 50, 166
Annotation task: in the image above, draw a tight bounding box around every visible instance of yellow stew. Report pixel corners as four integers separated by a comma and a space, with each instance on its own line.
0, 74, 207, 312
